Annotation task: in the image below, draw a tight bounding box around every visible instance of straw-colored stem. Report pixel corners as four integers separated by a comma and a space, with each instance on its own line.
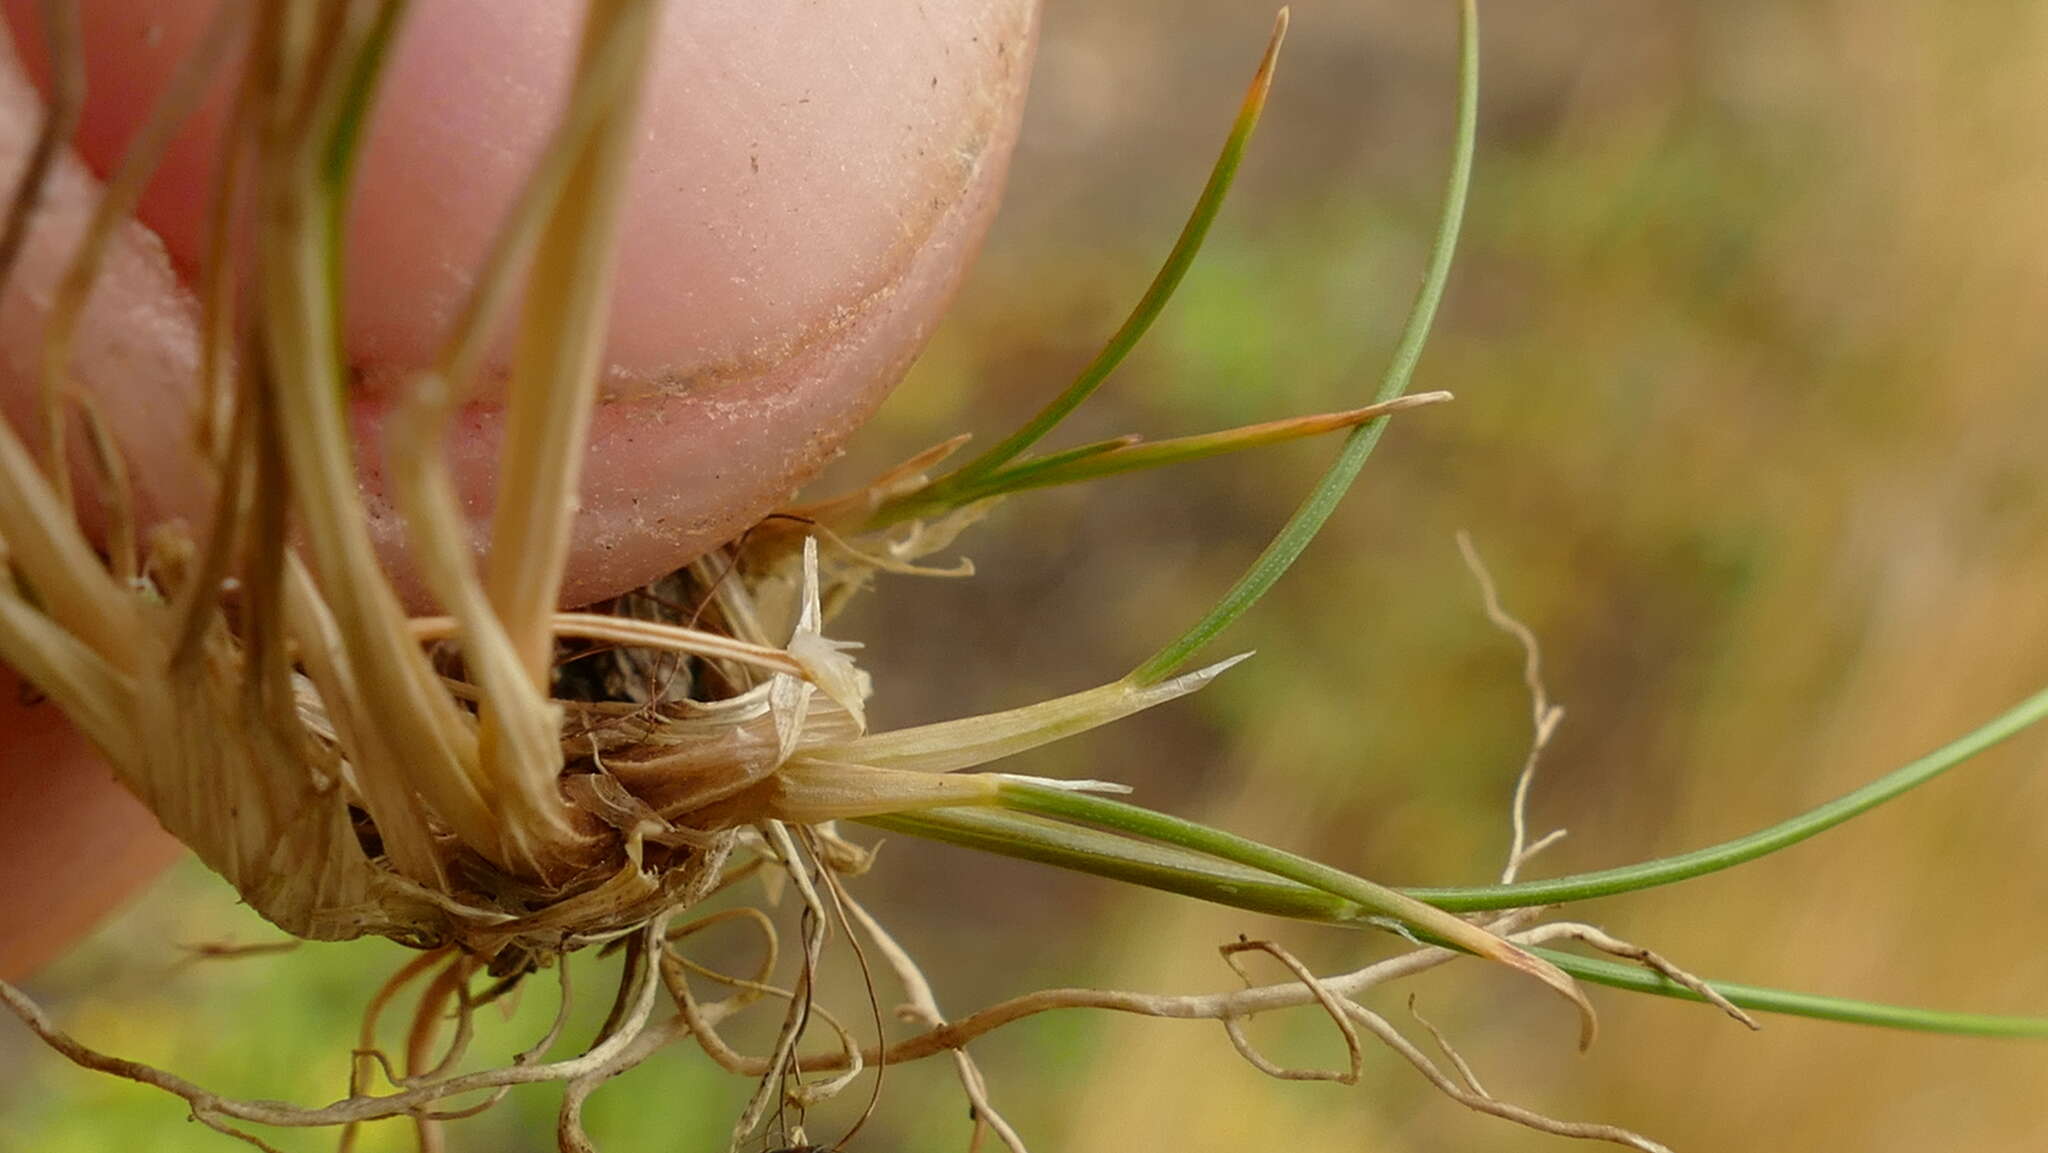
391, 0, 673, 861
196, 30, 262, 464
248, 0, 502, 865
0, 1, 80, 292
409, 613, 808, 679
483, 0, 659, 687
0, 417, 138, 670
387, 374, 581, 864
37, 1, 244, 509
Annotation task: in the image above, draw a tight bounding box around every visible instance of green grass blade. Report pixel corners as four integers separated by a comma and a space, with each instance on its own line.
982, 391, 1453, 495
1401, 679, 2048, 910
872, 435, 1142, 525
1132, 0, 1479, 686
885, 392, 1452, 522
991, 434, 1144, 477
863, 798, 2048, 1039
930, 10, 1289, 493
986, 778, 1479, 941
862, 807, 1366, 922
883, 677, 2048, 914
992, 776, 1600, 1046
1540, 951, 2048, 1038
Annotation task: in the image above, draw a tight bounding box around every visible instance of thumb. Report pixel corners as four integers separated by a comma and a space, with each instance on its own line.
3, 0, 1034, 607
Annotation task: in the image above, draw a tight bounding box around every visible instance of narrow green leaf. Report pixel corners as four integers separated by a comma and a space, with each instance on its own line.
888, 434, 1139, 519
1132, 0, 1478, 686
879, 677, 2048, 917
1406, 679, 2048, 911
992, 776, 1600, 1048
1537, 951, 2048, 1038
863, 807, 1365, 922
885, 392, 1451, 522
926, 9, 1290, 495
865, 767, 2048, 1039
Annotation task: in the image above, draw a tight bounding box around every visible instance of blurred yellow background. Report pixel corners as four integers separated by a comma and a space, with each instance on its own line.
7, 1, 2048, 1149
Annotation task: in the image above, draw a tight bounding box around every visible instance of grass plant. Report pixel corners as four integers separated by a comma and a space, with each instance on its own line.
0, 2, 2041, 1150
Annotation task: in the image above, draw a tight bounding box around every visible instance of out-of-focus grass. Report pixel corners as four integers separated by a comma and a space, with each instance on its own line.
9, 0, 2048, 1149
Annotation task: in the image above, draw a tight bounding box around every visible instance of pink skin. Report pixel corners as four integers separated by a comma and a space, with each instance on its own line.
0, 0, 1037, 977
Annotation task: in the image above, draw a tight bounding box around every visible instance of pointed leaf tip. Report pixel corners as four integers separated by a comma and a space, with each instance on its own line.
1267, 9, 1291, 67
1162, 650, 1254, 692
995, 774, 1135, 795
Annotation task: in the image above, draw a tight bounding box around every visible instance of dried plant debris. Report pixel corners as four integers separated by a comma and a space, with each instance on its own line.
2, 2, 2045, 1151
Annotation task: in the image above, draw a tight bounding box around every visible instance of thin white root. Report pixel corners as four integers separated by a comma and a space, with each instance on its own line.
843, 893, 1030, 1153
728, 822, 845, 1148
0, 914, 673, 1133
1218, 938, 1363, 1084
1406, 995, 1490, 1097
1341, 997, 1672, 1153
1538, 922, 1760, 1031
7, 854, 1750, 1153
1458, 531, 1570, 884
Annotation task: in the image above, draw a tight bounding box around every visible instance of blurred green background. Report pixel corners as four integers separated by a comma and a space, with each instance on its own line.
8, 0, 2048, 1149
